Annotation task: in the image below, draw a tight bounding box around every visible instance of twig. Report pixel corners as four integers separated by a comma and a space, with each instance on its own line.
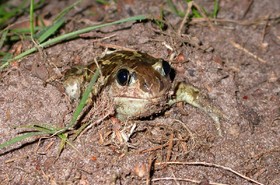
190, 15, 280, 26
177, 1, 193, 35
137, 142, 169, 154
260, 15, 269, 44
166, 132, 174, 162
146, 156, 155, 185
192, 1, 215, 31
78, 111, 112, 137
152, 177, 227, 185
97, 43, 136, 51
94, 57, 103, 81
155, 161, 264, 185
171, 171, 180, 185
229, 40, 267, 63
175, 119, 196, 151
271, 116, 280, 125
242, 0, 254, 18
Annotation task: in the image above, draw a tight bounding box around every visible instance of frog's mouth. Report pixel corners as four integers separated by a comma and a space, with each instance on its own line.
113, 95, 168, 120
113, 95, 168, 103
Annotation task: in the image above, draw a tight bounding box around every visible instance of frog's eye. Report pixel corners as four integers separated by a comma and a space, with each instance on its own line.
162, 60, 171, 76
116, 68, 130, 86
152, 60, 171, 77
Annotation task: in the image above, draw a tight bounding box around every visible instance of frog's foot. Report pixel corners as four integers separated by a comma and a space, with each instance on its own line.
168, 82, 224, 136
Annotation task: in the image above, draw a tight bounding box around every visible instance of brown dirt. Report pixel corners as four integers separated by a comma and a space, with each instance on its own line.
0, 0, 279, 184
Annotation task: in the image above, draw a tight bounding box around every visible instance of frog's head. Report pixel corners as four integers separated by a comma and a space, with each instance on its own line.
104, 51, 174, 119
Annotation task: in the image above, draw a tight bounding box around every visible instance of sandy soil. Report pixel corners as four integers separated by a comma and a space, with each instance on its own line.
0, 0, 279, 184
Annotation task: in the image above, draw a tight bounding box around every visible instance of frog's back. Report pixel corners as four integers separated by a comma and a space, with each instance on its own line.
98, 50, 162, 77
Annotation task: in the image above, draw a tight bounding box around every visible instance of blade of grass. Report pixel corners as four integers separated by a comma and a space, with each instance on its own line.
0, 0, 29, 28
57, 133, 83, 158
0, 29, 8, 49
185, 0, 202, 18
10, 27, 41, 34
0, 0, 45, 29
30, 0, 35, 38
57, 68, 100, 135
166, 0, 184, 17
153, 8, 166, 30
31, 124, 60, 133
0, 14, 146, 69
72, 121, 91, 140
36, 0, 81, 43
212, 0, 219, 18
192, 8, 202, 18
96, 0, 110, 5
0, 131, 46, 149
0, 123, 64, 150
57, 133, 68, 157
53, 0, 81, 22
1, 52, 12, 64
37, 18, 65, 43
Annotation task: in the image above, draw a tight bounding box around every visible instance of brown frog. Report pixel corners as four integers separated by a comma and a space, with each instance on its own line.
63, 50, 223, 135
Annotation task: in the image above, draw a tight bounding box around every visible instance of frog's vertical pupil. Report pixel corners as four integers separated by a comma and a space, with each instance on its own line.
116, 69, 130, 86
162, 60, 171, 76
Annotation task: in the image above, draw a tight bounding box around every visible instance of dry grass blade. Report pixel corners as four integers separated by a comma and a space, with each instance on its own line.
229, 40, 267, 63
152, 177, 227, 185
177, 1, 193, 35
155, 161, 264, 185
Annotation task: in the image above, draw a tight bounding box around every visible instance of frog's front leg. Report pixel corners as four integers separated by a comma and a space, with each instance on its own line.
168, 82, 224, 136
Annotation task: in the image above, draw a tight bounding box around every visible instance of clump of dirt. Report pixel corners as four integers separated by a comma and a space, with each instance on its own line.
0, 0, 279, 184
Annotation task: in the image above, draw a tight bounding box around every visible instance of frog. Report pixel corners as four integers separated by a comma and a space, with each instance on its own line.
63, 50, 223, 136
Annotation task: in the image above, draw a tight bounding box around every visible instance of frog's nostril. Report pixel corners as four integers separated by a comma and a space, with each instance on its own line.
142, 82, 150, 92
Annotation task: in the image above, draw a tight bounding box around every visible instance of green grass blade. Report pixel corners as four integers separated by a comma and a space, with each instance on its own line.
31, 124, 59, 133
0, 52, 12, 65
39, 14, 146, 48
0, 15, 146, 70
30, 0, 35, 38
57, 69, 100, 134
0, 0, 44, 29
192, 9, 202, 18
36, 0, 81, 43
0, 131, 45, 149
53, 0, 81, 22
96, 0, 110, 5
0, 0, 29, 29
167, 0, 184, 17
213, 0, 219, 18
0, 29, 8, 49
185, 0, 202, 18
0, 123, 64, 150
37, 18, 65, 43
10, 27, 41, 34
57, 133, 68, 157
72, 121, 91, 140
